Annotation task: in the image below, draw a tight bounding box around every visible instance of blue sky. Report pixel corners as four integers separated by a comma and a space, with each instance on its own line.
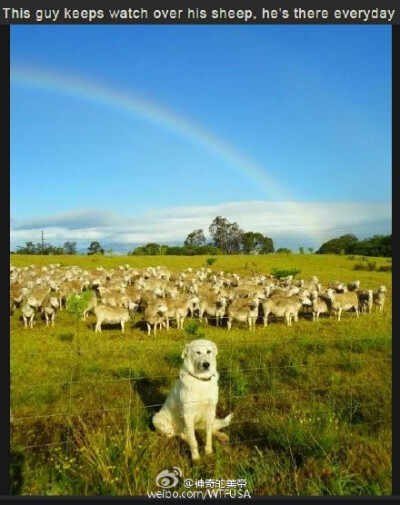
10, 25, 391, 252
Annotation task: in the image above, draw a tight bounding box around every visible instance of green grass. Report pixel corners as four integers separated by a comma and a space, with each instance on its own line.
10, 254, 392, 496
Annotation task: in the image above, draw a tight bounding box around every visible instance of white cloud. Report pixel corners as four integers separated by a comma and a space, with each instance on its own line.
10, 200, 391, 252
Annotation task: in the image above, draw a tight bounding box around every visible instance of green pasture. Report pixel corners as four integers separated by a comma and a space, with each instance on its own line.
10, 254, 392, 496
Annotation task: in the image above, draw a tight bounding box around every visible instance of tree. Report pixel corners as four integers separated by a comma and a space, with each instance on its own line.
130, 243, 165, 255
299, 247, 305, 254
16, 241, 38, 254
349, 234, 391, 257
63, 241, 77, 255
144, 243, 161, 255
241, 232, 274, 254
308, 247, 314, 254
87, 241, 105, 255
209, 216, 244, 254
316, 234, 358, 255
316, 233, 391, 257
227, 221, 244, 254
164, 245, 222, 256
209, 216, 230, 253
184, 229, 206, 247
129, 246, 145, 255
16, 241, 64, 255
276, 248, 292, 254
46, 245, 65, 255
262, 236, 275, 254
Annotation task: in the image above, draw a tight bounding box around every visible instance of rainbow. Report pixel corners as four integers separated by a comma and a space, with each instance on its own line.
11, 65, 326, 244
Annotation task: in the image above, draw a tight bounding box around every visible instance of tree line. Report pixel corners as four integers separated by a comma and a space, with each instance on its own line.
315, 233, 391, 257
129, 216, 275, 255
12, 241, 105, 256
11, 222, 391, 257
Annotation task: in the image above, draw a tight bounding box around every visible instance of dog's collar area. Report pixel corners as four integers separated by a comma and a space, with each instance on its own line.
183, 371, 216, 382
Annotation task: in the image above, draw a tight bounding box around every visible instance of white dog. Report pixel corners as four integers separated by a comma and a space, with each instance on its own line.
152, 338, 232, 461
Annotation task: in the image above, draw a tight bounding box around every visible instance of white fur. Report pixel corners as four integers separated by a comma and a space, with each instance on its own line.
152, 338, 232, 461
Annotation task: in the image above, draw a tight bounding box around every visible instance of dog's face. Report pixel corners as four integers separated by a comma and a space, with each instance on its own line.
182, 339, 218, 377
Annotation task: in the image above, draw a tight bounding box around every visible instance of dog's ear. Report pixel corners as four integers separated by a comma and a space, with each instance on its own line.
181, 344, 190, 359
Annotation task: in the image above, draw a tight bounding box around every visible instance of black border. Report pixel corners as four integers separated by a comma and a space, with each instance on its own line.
391, 24, 398, 500
0, 1, 400, 25
4, 10, 398, 505
1, 22, 11, 498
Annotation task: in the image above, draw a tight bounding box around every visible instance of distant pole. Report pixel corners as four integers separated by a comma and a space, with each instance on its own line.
41, 230, 45, 253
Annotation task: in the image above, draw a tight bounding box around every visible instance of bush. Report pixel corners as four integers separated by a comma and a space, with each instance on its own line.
353, 262, 366, 271
276, 248, 292, 254
353, 262, 380, 272
66, 291, 93, 319
270, 267, 301, 279
377, 265, 392, 272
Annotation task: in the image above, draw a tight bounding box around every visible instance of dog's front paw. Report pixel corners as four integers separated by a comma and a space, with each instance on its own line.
214, 432, 229, 444
225, 413, 233, 424
191, 451, 200, 461
204, 446, 213, 455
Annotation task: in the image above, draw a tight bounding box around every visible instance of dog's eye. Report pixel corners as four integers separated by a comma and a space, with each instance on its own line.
196, 351, 201, 355
207, 350, 211, 354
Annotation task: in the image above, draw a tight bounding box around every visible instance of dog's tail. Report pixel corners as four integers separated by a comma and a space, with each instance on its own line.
213, 413, 233, 432
152, 410, 176, 438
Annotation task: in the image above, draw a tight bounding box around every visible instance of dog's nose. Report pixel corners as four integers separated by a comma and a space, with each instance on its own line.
203, 362, 210, 369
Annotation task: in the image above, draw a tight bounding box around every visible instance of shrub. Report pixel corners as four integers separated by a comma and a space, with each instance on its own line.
270, 267, 301, 279
276, 248, 292, 254
66, 290, 93, 320
353, 261, 382, 272
353, 262, 365, 271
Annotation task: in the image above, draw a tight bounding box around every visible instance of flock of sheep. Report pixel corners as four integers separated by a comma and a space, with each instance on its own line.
10, 263, 388, 334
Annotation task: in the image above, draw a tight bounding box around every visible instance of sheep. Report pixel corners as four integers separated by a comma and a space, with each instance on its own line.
58, 280, 85, 310
310, 290, 330, 321
323, 289, 359, 322
144, 301, 169, 336
194, 285, 218, 299
261, 295, 311, 327
94, 302, 138, 333
20, 297, 36, 329
98, 288, 131, 308
233, 285, 266, 300
269, 285, 299, 298
164, 295, 199, 330
10, 283, 30, 308
278, 274, 294, 287
198, 295, 227, 326
226, 297, 260, 330
124, 286, 142, 305
373, 285, 387, 313
26, 285, 52, 310
164, 283, 180, 300
347, 280, 361, 291
327, 280, 346, 292
41, 295, 60, 326
82, 291, 99, 320
303, 278, 321, 294
357, 289, 373, 314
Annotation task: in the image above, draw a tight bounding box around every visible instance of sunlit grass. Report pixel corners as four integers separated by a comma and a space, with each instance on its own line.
10, 254, 391, 495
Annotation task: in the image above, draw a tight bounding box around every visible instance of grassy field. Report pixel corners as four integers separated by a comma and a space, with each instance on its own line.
10, 253, 392, 496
